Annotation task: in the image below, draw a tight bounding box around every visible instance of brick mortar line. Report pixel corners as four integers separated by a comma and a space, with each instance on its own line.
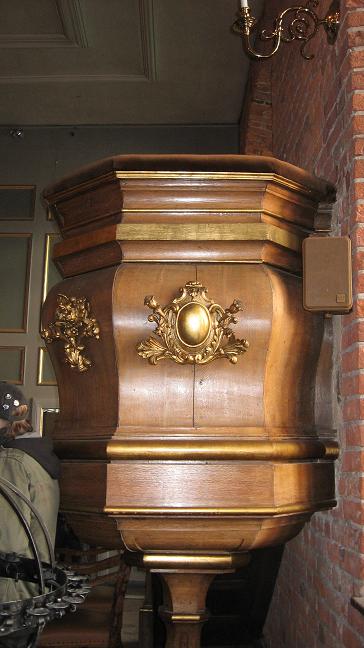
353, 294, 364, 305
341, 369, 364, 377
341, 341, 364, 354
341, 348, 363, 358
315, 519, 364, 531
341, 393, 364, 400
342, 421, 364, 427
323, 538, 364, 549
342, 325, 364, 335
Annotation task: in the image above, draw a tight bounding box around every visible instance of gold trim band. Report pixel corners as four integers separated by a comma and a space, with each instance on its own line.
168, 614, 207, 623
104, 501, 337, 516
143, 553, 250, 571
122, 208, 270, 213
55, 438, 339, 461
61, 499, 337, 517
53, 222, 302, 260
115, 222, 301, 252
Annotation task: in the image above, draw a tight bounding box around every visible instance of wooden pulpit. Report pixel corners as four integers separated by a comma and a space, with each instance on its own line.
41, 155, 338, 647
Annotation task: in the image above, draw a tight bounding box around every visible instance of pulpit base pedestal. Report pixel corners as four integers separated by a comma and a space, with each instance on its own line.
138, 553, 250, 648
160, 572, 213, 648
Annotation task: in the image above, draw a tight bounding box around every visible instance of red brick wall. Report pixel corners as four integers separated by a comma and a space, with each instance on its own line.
241, 1, 364, 646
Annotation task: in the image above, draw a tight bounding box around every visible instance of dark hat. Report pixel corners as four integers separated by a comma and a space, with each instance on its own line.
0, 382, 28, 422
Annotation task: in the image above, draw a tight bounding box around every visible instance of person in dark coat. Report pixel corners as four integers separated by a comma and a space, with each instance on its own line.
0, 382, 60, 647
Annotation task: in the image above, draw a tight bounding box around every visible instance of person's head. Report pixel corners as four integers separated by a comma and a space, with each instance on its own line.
0, 382, 31, 439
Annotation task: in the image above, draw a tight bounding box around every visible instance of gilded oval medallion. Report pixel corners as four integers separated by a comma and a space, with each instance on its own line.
137, 281, 249, 365
176, 302, 211, 347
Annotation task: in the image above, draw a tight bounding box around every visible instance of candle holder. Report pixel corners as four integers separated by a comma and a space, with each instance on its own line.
232, 0, 340, 61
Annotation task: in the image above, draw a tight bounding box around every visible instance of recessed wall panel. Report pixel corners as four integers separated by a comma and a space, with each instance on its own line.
0, 186, 35, 220
0, 234, 32, 331
42, 233, 62, 302
37, 347, 57, 386
0, 346, 25, 383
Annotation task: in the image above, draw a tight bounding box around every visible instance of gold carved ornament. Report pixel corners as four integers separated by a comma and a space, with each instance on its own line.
137, 281, 249, 366
41, 294, 100, 373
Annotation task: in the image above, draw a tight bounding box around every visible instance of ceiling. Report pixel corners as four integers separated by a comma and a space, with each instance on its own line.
0, 0, 263, 126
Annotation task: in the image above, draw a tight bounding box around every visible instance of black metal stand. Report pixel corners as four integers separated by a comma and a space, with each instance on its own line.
0, 477, 89, 645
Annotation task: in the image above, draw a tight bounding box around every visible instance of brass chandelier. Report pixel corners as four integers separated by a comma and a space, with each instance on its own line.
232, 0, 340, 61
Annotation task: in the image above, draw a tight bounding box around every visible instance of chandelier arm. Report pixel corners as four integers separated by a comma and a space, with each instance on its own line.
240, 20, 282, 59
233, 7, 283, 60
0, 476, 55, 568
26, 625, 43, 648
0, 480, 45, 595
242, 34, 282, 60
232, 1, 340, 61
260, 6, 313, 41
299, 18, 321, 59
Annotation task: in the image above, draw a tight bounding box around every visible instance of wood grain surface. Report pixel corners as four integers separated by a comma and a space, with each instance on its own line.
42, 156, 338, 645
